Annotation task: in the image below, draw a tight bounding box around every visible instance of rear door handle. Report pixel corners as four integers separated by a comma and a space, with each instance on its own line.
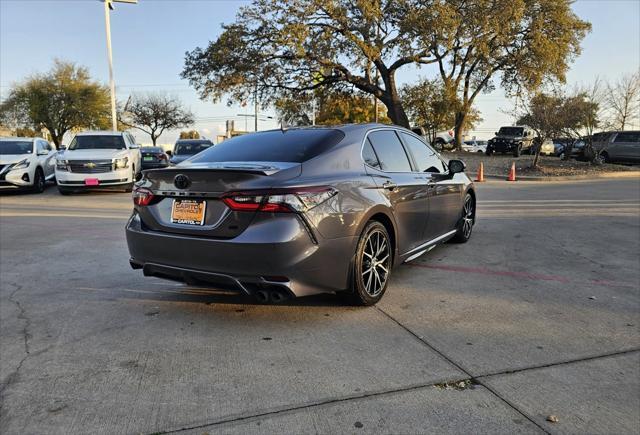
382, 181, 398, 191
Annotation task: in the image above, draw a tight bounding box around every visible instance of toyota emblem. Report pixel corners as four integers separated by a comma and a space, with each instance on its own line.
174, 174, 191, 189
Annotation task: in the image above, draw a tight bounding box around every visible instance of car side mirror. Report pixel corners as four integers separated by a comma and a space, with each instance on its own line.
37, 150, 49, 156
448, 159, 466, 174
495, 132, 499, 136
130, 144, 140, 149
165, 150, 172, 157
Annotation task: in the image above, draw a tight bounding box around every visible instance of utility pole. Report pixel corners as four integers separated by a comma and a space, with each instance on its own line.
101, 0, 137, 131
312, 97, 316, 126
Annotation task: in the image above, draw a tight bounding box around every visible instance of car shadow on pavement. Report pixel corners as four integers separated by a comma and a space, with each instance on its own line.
109, 284, 351, 308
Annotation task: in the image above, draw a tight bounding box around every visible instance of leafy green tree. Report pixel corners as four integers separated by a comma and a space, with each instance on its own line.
179, 130, 201, 139
182, 0, 589, 137
120, 93, 194, 145
276, 89, 390, 126
0, 60, 111, 147
412, 0, 591, 147
517, 91, 598, 167
402, 78, 481, 145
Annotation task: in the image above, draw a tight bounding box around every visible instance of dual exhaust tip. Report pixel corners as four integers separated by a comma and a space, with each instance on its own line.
254, 287, 291, 304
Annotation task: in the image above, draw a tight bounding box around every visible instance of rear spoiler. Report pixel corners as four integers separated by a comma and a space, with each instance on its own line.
144, 162, 299, 177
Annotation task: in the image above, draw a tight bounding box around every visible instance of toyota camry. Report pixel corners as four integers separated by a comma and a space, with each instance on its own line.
126, 124, 475, 305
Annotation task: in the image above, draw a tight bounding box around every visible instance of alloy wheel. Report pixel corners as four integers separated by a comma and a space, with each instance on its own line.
462, 195, 474, 239
361, 229, 391, 297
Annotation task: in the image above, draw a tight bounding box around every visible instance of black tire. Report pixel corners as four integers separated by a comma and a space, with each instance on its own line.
450, 193, 475, 243
513, 145, 521, 158
485, 148, 493, 156
345, 221, 392, 306
600, 152, 610, 164
32, 168, 45, 193
57, 186, 72, 195
434, 139, 445, 152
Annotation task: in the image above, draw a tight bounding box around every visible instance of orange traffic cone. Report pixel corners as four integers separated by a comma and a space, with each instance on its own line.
507, 162, 516, 181
475, 162, 485, 182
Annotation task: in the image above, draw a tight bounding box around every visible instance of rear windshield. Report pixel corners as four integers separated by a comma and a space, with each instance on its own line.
69, 135, 126, 150
174, 141, 213, 155
0, 141, 33, 155
189, 129, 345, 163
498, 127, 524, 136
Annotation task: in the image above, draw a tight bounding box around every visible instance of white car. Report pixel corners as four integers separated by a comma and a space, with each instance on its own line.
462, 140, 488, 153
55, 131, 141, 194
0, 137, 57, 193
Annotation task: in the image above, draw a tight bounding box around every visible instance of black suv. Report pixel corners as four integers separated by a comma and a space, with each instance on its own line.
486, 126, 536, 157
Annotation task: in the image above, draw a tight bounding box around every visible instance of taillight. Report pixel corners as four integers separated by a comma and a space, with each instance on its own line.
222, 187, 337, 213
132, 186, 154, 206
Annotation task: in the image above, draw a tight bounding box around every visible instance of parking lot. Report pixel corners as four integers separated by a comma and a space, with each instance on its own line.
1, 178, 639, 434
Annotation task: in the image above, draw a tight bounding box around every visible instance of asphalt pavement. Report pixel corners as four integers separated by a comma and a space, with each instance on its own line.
0, 178, 639, 434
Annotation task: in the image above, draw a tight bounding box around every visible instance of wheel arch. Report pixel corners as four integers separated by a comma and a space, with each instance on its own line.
465, 187, 477, 220
356, 207, 397, 265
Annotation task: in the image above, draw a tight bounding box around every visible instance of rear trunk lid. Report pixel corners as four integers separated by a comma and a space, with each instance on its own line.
136, 162, 301, 238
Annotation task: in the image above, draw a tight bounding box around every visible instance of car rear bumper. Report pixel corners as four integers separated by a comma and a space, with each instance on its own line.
125, 212, 357, 297
141, 162, 169, 170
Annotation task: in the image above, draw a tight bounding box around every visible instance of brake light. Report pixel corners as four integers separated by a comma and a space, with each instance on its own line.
132, 186, 154, 206
222, 187, 337, 213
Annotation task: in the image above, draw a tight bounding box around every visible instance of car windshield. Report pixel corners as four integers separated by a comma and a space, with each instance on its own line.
0, 140, 33, 155
174, 141, 213, 155
498, 127, 524, 136
189, 129, 345, 163
69, 135, 126, 150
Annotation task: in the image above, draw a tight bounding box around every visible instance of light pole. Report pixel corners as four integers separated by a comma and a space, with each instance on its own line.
101, 0, 137, 131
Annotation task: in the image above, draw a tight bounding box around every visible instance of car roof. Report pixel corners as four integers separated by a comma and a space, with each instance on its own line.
0, 137, 35, 141
175, 139, 213, 143
75, 131, 124, 136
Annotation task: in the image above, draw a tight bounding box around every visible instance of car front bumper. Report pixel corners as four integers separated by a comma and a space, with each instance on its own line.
489, 142, 518, 152
0, 168, 33, 188
55, 167, 131, 187
125, 211, 357, 298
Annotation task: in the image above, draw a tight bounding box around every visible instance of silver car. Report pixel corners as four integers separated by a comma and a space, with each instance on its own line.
126, 124, 476, 305
593, 131, 640, 164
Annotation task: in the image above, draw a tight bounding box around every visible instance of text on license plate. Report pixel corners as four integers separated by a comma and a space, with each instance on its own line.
171, 200, 206, 225
143, 156, 154, 161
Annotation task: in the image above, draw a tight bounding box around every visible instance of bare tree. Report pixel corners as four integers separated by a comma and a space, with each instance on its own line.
607, 71, 640, 130
120, 93, 194, 145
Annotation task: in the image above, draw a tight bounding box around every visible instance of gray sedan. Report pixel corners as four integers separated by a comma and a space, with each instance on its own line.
126, 124, 475, 305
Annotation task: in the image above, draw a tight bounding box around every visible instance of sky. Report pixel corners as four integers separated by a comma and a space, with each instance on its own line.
1, 0, 639, 145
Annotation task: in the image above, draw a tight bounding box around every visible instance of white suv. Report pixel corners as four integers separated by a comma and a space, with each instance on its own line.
55, 131, 141, 194
0, 137, 57, 193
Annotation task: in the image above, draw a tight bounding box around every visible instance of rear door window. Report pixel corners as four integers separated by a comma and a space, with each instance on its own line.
367, 130, 412, 172
614, 132, 640, 143
400, 132, 446, 173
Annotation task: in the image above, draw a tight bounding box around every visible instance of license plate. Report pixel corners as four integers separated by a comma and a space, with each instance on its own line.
143, 156, 154, 161
171, 199, 206, 225
84, 178, 99, 186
